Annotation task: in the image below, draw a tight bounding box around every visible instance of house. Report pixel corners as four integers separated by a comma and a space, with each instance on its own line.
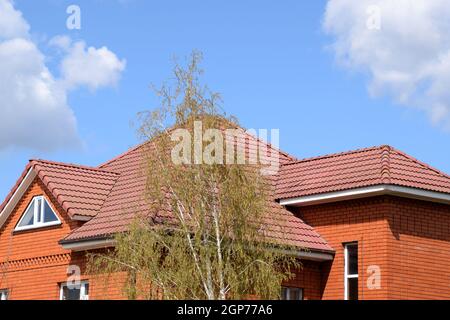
1, 141, 449, 300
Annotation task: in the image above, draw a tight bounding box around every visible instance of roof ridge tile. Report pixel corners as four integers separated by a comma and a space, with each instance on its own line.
380, 145, 392, 184
282, 145, 385, 167
31, 159, 119, 175
276, 144, 450, 199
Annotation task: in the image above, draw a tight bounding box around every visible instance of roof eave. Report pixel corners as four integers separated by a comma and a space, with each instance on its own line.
286, 249, 334, 262
59, 236, 115, 251
59, 235, 335, 261
279, 184, 450, 207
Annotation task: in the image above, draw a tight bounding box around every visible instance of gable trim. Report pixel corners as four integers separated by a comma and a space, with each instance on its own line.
279, 184, 450, 207
0, 168, 36, 230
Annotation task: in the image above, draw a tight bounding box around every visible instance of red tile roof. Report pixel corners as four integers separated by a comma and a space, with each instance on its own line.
61, 138, 333, 252
31, 160, 119, 218
63, 143, 148, 240
4, 142, 450, 254
276, 145, 450, 200
263, 201, 335, 251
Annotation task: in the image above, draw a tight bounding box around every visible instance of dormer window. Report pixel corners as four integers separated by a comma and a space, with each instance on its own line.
15, 196, 61, 231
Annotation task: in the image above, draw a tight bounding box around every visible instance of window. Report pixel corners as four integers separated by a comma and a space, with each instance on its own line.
60, 281, 89, 300
15, 196, 60, 231
0, 290, 8, 300
281, 287, 303, 300
344, 242, 358, 300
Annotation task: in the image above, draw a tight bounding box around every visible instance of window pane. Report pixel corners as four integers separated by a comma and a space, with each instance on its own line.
43, 200, 58, 223
18, 201, 35, 227
62, 286, 81, 300
281, 287, 288, 300
347, 244, 358, 275
81, 283, 90, 300
281, 287, 303, 300
0, 290, 8, 300
36, 198, 43, 223
290, 288, 303, 300
348, 278, 358, 300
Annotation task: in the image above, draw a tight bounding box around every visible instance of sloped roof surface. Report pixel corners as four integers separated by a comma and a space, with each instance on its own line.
62, 137, 334, 252
276, 145, 450, 200
63, 143, 148, 240
4, 141, 450, 254
30, 160, 119, 218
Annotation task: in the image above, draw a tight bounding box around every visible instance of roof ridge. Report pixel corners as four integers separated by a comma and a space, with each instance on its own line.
235, 126, 298, 162
282, 145, 385, 166
98, 125, 297, 169
379, 145, 392, 184
31, 159, 119, 175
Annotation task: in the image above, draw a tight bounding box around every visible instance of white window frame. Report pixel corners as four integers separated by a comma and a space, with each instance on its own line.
281, 286, 304, 300
344, 242, 358, 300
0, 289, 8, 300
15, 195, 61, 231
59, 281, 89, 300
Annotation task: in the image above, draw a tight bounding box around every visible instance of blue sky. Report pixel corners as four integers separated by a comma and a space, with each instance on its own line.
1, 0, 449, 200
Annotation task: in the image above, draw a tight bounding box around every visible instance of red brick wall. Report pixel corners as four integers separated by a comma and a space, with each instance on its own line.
294, 195, 450, 300
0, 178, 125, 300
294, 197, 391, 300
386, 197, 450, 299
283, 261, 323, 300
0, 177, 318, 300
5, 178, 448, 300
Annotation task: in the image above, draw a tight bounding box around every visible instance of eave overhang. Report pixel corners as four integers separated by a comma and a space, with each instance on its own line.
59, 236, 334, 261
279, 184, 450, 207
59, 237, 116, 251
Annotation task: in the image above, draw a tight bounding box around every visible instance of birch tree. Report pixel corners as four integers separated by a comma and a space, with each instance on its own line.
88, 52, 300, 300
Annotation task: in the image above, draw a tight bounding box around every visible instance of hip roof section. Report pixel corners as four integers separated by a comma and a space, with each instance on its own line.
276, 145, 450, 200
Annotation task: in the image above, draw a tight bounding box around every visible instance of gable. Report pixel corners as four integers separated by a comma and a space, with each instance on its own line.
0, 160, 119, 232
0, 177, 81, 261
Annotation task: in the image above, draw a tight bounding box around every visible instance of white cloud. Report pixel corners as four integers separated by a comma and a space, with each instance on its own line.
0, 0, 29, 40
0, 38, 79, 151
0, 0, 126, 151
323, 0, 450, 127
59, 40, 126, 91
48, 34, 71, 51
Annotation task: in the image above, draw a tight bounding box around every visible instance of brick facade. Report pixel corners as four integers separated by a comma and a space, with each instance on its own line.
283, 261, 323, 300
386, 197, 450, 299
1, 178, 450, 300
0, 178, 125, 300
293, 195, 450, 300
